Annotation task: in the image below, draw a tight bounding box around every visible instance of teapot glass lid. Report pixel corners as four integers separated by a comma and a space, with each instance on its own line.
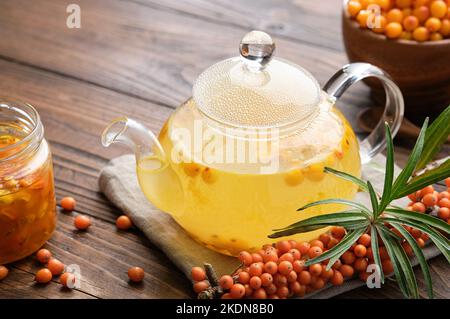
192, 31, 322, 129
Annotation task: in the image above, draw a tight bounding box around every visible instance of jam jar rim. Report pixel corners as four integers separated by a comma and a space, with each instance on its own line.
0, 98, 45, 163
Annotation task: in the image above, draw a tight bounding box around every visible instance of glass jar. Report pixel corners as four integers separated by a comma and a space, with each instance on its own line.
0, 99, 56, 264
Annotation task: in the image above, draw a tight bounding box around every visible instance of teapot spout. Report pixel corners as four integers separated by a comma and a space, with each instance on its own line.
101, 117, 166, 162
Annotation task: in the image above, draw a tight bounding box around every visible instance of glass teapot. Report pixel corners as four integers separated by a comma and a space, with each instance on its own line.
102, 31, 404, 256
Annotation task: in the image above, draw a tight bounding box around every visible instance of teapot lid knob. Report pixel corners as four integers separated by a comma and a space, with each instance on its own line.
239, 31, 275, 70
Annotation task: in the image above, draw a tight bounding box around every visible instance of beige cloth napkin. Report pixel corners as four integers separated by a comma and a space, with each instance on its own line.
99, 154, 441, 298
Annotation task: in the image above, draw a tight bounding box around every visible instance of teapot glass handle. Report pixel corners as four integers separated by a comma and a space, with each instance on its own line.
323, 63, 404, 164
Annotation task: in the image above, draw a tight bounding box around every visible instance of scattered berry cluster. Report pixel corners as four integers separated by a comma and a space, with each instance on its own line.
191, 178, 450, 299
347, 0, 450, 41
0, 197, 142, 286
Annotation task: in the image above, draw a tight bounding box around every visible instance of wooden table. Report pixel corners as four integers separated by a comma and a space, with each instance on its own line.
0, 0, 448, 299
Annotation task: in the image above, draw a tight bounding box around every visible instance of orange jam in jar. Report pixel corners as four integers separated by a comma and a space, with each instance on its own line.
0, 100, 56, 264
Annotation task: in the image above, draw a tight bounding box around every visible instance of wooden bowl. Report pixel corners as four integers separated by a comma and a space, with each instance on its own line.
342, 7, 450, 124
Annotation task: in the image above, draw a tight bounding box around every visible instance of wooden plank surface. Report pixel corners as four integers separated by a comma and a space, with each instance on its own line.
0, 0, 448, 299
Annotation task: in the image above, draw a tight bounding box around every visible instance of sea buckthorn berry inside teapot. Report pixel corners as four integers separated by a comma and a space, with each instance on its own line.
102, 31, 403, 256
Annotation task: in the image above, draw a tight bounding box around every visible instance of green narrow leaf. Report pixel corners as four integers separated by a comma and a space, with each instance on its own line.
392, 118, 429, 197
383, 217, 450, 252
379, 123, 395, 212
367, 181, 379, 217
269, 211, 369, 238
384, 208, 450, 235
297, 198, 371, 215
377, 227, 410, 298
390, 237, 419, 299
370, 225, 384, 284
391, 223, 434, 299
416, 105, 450, 170
324, 167, 369, 192
376, 223, 404, 242
394, 159, 450, 199
304, 227, 367, 268
432, 238, 450, 264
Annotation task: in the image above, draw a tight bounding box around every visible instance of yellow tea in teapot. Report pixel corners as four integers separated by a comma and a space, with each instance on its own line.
137, 99, 361, 256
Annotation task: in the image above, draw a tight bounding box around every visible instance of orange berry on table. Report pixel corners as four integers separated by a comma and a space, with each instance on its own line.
74, 215, 91, 230
278, 261, 293, 276
438, 191, 450, 200
191, 266, 206, 282
354, 258, 369, 272
385, 22, 404, 38
61, 196, 76, 211
276, 286, 289, 298
379, 246, 390, 260
252, 288, 267, 299
219, 275, 234, 289
128, 266, 145, 282
230, 283, 245, 299
35, 268, 53, 284
438, 207, 450, 220
331, 270, 344, 286
264, 261, 278, 275
279, 253, 294, 263
249, 262, 263, 277
309, 263, 322, 276
116, 215, 133, 230
431, 0, 448, 18
244, 284, 253, 297
260, 273, 273, 287
402, 242, 414, 257
422, 193, 438, 207
321, 265, 334, 280
327, 237, 339, 249
340, 264, 355, 278
276, 240, 291, 254
387, 8, 404, 23
36, 249, 52, 264
382, 259, 394, 274
309, 239, 324, 250
0, 266, 8, 281
342, 251, 356, 265
439, 198, 450, 208
47, 258, 65, 276
293, 260, 304, 273
403, 15, 419, 31
425, 17, 442, 32
411, 202, 426, 213
249, 276, 262, 289
237, 271, 250, 284
59, 272, 75, 288
298, 270, 312, 285
273, 273, 288, 286
251, 253, 263, 263
221, 293, 232, 299
265, 283, 277, 295
319, 233, 331, 247
445, 177, 450, 187
193, 280, 209, 293
297, 242, 310, 255
358, 234, 371, 247
288, 248, 301, 260
331, 226, 346, 239
413, 6, 431, 22
308, 246, 323, 259
238, 251, 253, 266
416, 238, 426, 248
287, 270, 297, 283
348, 1, 363, 17
354, 244, 367, 257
